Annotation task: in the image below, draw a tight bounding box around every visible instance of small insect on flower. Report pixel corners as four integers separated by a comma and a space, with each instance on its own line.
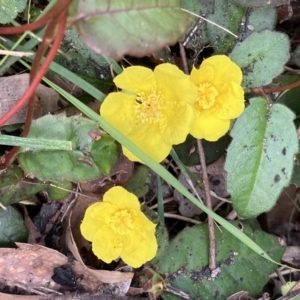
80, 186, 158, 268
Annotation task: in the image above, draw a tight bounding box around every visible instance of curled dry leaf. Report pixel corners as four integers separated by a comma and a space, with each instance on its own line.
0, 74, 59, 125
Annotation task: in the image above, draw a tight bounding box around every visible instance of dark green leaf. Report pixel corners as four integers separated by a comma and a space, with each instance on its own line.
0, 206, 28, 247
173, 134, 231, 166
124, 165, 151, 198
225, 97, 298, 218
152, 220, 284, 299
0, 166, 46, 206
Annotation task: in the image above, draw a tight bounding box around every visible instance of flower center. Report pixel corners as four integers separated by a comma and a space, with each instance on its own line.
197, 83, 218, 110
110, 209, 134, 236
135, 88, 163, 123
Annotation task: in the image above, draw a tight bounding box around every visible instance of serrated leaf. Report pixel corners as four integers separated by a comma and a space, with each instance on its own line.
225, 97, 298, 218
230, 30, 290, 90
152, 220, 284, 299
69, 0, 194, 59
231, 0, 288, 7
0, 206, 28, 247
0, 0, 26, 24
0, 166, 47, 206
18, 114, 118, 183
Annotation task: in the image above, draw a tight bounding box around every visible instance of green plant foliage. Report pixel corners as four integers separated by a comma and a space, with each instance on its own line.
0, 206, 28, 247
183, 0, 245, 54
55, 28, 116, 91
291, 44, 300, 68
47, 180, 73, 201
231, 0, 288, 7
225, 97, 298, 218
68, 0, 194, 59
276, 75, 300, 123
239, 7, 276, 41
152, 220, 284, 299
18, 114, 118, 183
0, 0, 27, 24
230, 30, 290, 90
0, 166, 47, 206
173, 134, 231, 166
124, 165, 151, 198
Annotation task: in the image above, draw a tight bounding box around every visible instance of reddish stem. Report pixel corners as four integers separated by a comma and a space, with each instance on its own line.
251, 80, 300, 95
0, 15, 67, 127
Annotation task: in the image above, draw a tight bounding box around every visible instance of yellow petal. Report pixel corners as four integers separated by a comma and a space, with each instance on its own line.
121, 213, 157, 267
92, 225, 122, 264
155, 63, 197, 105
199, 55, 242, 85
80, 202, 115, 241
160, 101, 194, 145
114, 66, 155, 93
122, 127, 172, 162
103, 186, 141, 211
190, 112, 230, 141
215, 82, 245, 119
100, 92, 136, 135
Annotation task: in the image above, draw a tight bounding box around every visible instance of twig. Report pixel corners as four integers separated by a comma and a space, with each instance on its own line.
179, 43, 189, 74
197, 139, 216, 271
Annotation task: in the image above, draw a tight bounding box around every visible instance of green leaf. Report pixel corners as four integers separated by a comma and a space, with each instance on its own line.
18, 114, 118, 183
276, 75, 300, 116
0, 166, 47, 206
55, 27, 120, 88
206, 0, 245, 53
152, 220, 284, 299
173, 134, 231, 166
124, 165, 151, 198
0, 206, 28, 247
90, 135, 118, 174
47, 181, 73, 201
291, 44, 300, 68
69, 0, 194, 59
0, 0, 26, 24
225, 97, 298, 218
239, 7, 276, 41
183, 0, 245, 54
230, 30, 290, 90
231, 0, 288, 7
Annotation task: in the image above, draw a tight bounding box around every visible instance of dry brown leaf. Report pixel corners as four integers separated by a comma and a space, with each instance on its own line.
0, 74, 59, 125
0, 243, 66, 288
0, 243, 109, 294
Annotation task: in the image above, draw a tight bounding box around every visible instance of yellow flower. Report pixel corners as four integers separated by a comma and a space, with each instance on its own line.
100, 63, 197, 162
80, 186, 157, 268
189, 55, 245, 141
